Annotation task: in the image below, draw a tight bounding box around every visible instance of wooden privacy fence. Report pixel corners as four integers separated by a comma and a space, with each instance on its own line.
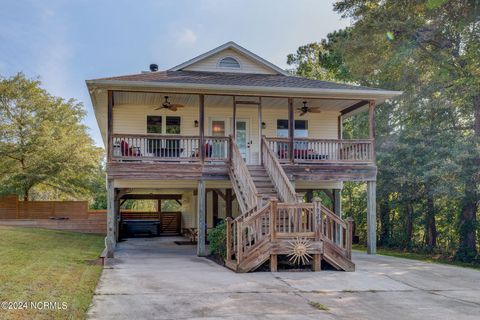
0, 195, 93, 220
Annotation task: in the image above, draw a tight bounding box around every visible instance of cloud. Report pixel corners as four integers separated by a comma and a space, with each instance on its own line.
176, 28, 197, 46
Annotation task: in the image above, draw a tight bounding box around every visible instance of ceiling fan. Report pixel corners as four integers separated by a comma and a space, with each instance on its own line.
297, 101, 321, 116
154, 96, 185, 111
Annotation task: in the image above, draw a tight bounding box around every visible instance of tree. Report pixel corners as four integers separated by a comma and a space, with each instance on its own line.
0, 73, 104, 201
287, 0, 479, 261
332, 0, 479, 260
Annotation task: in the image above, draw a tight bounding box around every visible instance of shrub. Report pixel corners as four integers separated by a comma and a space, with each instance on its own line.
209, 220, 227, 258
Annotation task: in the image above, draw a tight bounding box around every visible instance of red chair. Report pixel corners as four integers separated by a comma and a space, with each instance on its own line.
120, 140, 141, 157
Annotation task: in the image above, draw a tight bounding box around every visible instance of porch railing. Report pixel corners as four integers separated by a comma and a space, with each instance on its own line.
266, 137, 374, 163
111, 134, 229, 162
226, 198, 354, 265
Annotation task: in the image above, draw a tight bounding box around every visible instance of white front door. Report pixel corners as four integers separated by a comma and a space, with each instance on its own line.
235, 119, 250, 163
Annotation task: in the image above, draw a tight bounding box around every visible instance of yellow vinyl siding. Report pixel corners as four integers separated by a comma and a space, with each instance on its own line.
112, 100, 340, 164
183, 48, 276, 74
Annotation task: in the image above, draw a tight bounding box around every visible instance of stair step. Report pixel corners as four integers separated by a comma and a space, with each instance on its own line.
252, 176, 271, 181
249, 172, 269, 177
254, 182, 275, 188
257, 188, 277, 193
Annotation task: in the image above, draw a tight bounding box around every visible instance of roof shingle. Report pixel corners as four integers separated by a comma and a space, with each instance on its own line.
92, 70, 387, 92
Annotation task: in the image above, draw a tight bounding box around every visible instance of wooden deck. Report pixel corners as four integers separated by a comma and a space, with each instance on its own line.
106, 135, 376, 182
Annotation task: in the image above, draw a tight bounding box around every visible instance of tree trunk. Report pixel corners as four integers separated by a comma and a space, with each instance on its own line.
379, 199, 390, 246
405, 203, 414, 249
23, 186, 31, 202
425, 194, 437, 248
456, 94, 479, 261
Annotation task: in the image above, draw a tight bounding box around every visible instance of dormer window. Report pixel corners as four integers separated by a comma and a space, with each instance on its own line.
218, 57, 240, 69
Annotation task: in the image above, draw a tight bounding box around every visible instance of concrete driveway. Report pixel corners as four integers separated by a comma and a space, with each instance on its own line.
87, 237, 480, 320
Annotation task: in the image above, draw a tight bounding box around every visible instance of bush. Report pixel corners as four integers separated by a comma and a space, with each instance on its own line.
209, 220, 227, 258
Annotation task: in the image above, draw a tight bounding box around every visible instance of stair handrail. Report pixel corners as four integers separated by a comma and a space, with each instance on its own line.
261, 136, 299, 203
318, 202, 353, 259
227, 202, 271, 264
229, 135, 261, 214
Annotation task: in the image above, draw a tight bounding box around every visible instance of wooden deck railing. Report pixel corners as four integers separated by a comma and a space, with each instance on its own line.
111, 134, 229, 162
266, 137, 374, 163
228, 135, 261, 214
226, 198, 354, 265
261, 136, 299, 203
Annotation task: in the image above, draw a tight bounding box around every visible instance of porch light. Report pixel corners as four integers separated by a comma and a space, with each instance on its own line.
262, 122, 266, 129
194, 120, 199, 127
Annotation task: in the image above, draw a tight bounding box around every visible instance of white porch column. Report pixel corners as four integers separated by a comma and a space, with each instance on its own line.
197, 179, 206, 256
367, 181, 377, 254
106, 178, 116, 258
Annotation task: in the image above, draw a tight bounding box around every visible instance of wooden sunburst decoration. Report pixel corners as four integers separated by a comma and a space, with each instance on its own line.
287, 237, 313, 265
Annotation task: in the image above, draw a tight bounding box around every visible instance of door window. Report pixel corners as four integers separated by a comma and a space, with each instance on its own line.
236, 120, 248, 161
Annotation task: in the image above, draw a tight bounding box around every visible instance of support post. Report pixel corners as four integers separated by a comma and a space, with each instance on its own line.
368, 100, 376, 162
107, 90, 113, 162
114, 197, 120, 242
197, 180, 206, 256
338, 114, 343, 139
269, 197, 278, 272
367, 181, 377, 254
270, 254, 278, 272
258, 97, 263, 164
313, 197, 322, 271
106, 179, 116, 258
288, 97, 294, 163
346, 217, 354, 260
232, 96, 237, 139
226, 217, 232, 262
212, 189, 219, 226
226, 189, 233, 218
199, 94, 205, 162
269, 197, 278, 240
313, 197, 322, 240
334, 189, 342, 244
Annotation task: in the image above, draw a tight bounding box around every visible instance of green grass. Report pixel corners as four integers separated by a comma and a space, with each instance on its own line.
352, 244, 480, 270
0, 226, 105, 320
308, 301, 329, 311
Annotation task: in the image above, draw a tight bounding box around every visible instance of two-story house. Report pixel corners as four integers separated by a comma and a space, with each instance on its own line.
87, 42, 401, 272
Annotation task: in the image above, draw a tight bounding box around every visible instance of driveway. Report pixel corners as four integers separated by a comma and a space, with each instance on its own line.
87, 237, 480, 320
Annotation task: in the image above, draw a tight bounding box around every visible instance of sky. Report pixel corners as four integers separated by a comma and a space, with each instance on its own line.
0, 0, 349, 147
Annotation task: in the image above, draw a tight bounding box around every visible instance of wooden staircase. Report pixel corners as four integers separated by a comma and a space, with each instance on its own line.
247, 165, 278, 202
226, 135, 355, 272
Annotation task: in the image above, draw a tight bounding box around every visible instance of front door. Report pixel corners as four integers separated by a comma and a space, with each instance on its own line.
235, 119, 250, 163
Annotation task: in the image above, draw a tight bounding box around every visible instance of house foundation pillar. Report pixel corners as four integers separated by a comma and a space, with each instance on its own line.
197, 180, 206, 256
367, 181, 377, 254
106, 178, 116, 258
334, 189, 342, 244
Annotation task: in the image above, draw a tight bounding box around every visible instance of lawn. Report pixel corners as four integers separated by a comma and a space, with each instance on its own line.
0, 226, 105, 320
352, 244, 480, 270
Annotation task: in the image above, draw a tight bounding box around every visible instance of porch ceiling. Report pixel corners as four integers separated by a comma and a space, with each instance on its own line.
112, 91, 361, 112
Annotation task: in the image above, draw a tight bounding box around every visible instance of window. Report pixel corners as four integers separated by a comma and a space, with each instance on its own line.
166, 116, 181, 134
147, 116, 162, 133
218, 57, 240, 68
211, 120, 225, 136
276, 119, 308, 138
147, 116, 181, 134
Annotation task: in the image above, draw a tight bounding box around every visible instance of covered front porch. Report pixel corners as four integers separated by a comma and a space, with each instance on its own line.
104, 91, 376, 166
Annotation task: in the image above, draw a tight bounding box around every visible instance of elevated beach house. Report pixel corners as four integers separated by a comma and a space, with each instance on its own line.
86, 42, 401, 272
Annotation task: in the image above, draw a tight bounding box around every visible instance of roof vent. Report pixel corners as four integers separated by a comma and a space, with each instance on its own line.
149, 64, 158, 72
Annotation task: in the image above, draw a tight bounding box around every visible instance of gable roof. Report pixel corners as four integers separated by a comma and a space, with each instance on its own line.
169, 41, 290, 76
95, 70, 388, 92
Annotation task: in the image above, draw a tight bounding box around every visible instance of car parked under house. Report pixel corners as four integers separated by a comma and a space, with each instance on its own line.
86, 41, 401, 272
